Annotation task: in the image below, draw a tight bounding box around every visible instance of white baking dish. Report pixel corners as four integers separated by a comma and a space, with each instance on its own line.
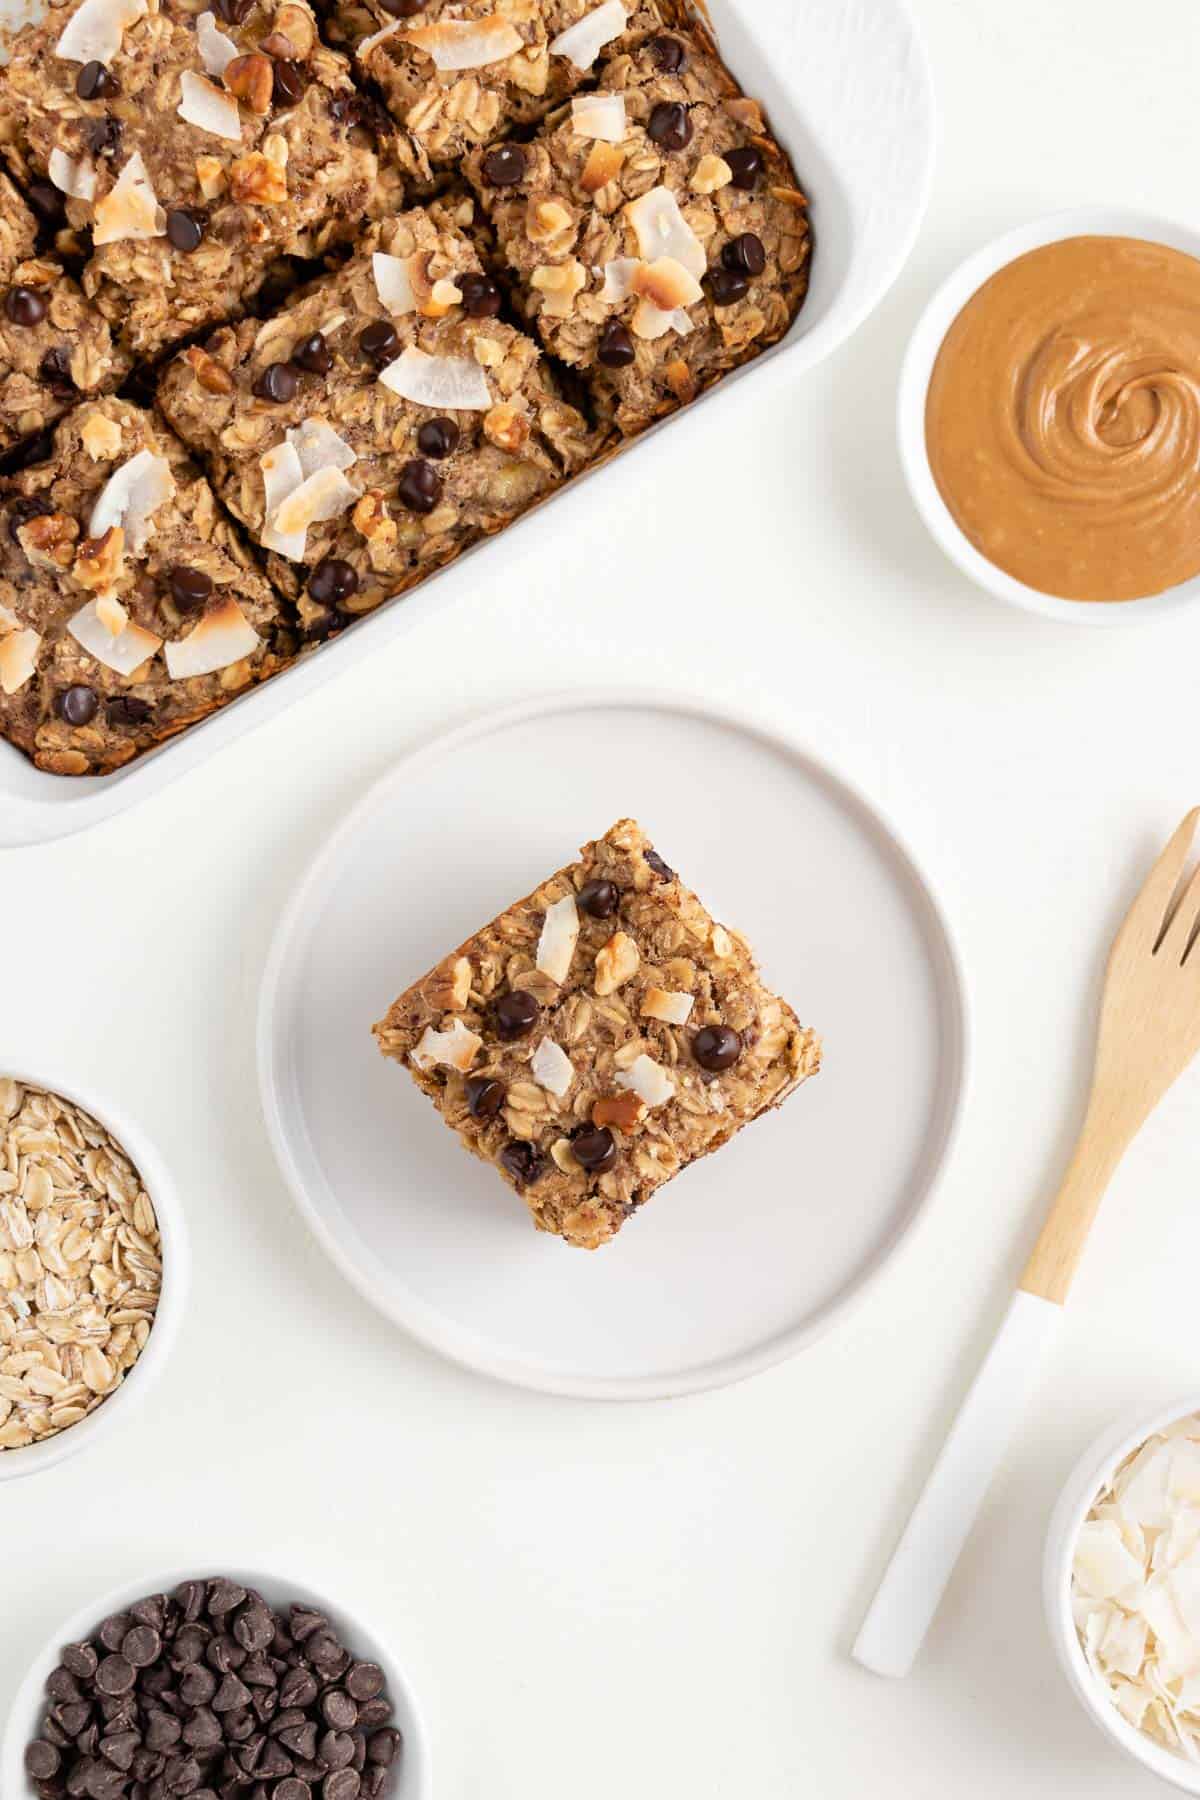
0, 0, 935, 846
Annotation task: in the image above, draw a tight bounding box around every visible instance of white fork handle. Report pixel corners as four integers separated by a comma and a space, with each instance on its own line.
852, 1290, 1063, 1678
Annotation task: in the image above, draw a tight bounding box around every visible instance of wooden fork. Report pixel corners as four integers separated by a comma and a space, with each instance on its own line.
853, 809, 1200, 1678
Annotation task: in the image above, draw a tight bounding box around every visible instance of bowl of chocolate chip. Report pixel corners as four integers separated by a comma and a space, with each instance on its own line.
900, 207, 1200, 624
2, 1568, 431, 1800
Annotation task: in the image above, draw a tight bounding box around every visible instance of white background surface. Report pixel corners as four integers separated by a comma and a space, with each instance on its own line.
4, 0, 1200, 1794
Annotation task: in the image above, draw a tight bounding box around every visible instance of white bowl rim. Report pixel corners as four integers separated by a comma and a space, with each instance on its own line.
1044, 1391, 1200, 1792
0, 1060, 188, 1483
0, 1561, 432, 1800
898, 205, 1200, 627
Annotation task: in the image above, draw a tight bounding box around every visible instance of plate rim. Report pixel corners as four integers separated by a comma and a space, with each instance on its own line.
257, 686, 972, 1401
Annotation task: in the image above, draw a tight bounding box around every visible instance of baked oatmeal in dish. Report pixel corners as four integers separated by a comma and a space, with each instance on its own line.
0, 0, 384, 357
0, 170, 131, 451
323, 0, 686, 184
374, 819, 821, 1249
0, 397, 286, 773
465, 24, 810, 433
157, 200, 592, 634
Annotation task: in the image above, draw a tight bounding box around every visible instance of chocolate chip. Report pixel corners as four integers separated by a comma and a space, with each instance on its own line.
458, 272, 502, 318
358, 320, 399, 367
56, 684, 97, 726
38, 344, 74, 396
397, 458, 441, 514
692, 1024, 741, 1071
345, 1663, 385, 1703
183, 1707, 223, 1751
75, 60, 119, 98
252, 361, 299, 403
86, 115, 122, 159
55, 1701, 91, 1736
277, 1721, 317, 1761
106, 693, 154, 727
724, 145, 763, 190
279, 1667, 319, 1710
722, 232, 766, 276
464, 1076, 504, 1120
647, 101, 691, 150
597, 321, 635, 368
643, 848, 674, 879
62, 1645, 99, 1682
273, 59, 306, 106
367, 1728, 401, 1767
308, 557, 358, 606
500, 1140, 543, 1187
326, 1772, 361, 1800
122, 1626, 160, 1668
5, 285, 47, 326
178, 1665, 217, 1707
26, 181, 64, 227
709, 266, 748, 305
571, 1127, 616, 1173
95, 1657, 134, 1698
213, 1672, 251, 1711
481, 142, 526, 185
25, 1741, 60, 1780
322, 1691, 357, 1730
289, 1607, 327, 1643
320, 1730, 356, 1770
356, 1698, 393, 1729
494, 989, 538, 1040
416, 416, 459, 458
274, 1782, 312, 1800
293, 331, 332, 373
166, 207, 206, 253
166, 565, 213, 613
649, 33, 686, 71
99, 1731, 139, 1771
578, 878, 619, 917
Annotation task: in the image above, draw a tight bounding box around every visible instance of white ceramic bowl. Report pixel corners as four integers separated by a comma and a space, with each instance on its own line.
899, 206, 1200, 627
0, 1063, 188, 1484
1, 1565, 432, 1799
1044, 1393, 1200, 1792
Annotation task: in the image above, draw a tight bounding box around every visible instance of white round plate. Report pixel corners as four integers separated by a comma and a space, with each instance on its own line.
259, 692, 969, 1400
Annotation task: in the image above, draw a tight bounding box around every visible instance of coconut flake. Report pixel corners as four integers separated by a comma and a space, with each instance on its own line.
271, 466, 359, 538
48, 146, 97, 202
411, 1017, 481, 1073
626, 185, 706, 280
633, 255, 702, 311
91, 150, 165, 244
614, 1054, 675, 1109
1074, 1519, 1144, 1604
196, 9, 238, 76
372, 251, 418, 317
356, 15, 402, 58
378, 346, 491, 411
631, 297, 693, 341
260, 440, 306, 558
599, 256, 641, 303
286, 419, 357, 479
641, 987, 694, 1026
536, 895, 579, 985
89, 448, 175, 552
549, 0, 625, 70
401, 15, 523, 70
68, 601, 162, 677
178, 69, 244, 141
570, 92, 626, 142
55, 0, 146, 64
531, 1038, 573, 1099
0, 627, 40, 695
165, 596, 260, 679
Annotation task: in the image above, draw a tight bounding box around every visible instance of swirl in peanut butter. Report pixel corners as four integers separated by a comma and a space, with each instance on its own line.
926, 237, 1200, 602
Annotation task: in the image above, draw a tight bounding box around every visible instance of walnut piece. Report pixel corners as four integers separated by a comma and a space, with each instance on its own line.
594, 930, 639, 997
195, 155, 227, 200
184, 346, 234, 395
230, 151, 287, 205
352, 490, 397, 545
80, 412, 124, 461
691, 153, 732, 194
592, 1092, 646, 1132
224, 52, 274, 114
73, 526, 125, 594
530, 259, 586, 319
483, 403, 530, 453
425, 955, 472, 1012
18, 512, 79, 570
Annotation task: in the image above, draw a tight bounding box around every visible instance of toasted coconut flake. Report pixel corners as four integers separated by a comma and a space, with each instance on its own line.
401, 14, 523, 69
631, 297, 693, 340
378, 346, 491, 411
271, 466, 359, 538
614, 1053, 675, 1109
88, 448, 174, 552
570, 92, 626, 142
49, 146, 98, 202
632, 255, 703, 311
356, 15, 402, 57
165, 596, 260, 679
412, 1017, 481, 1073
68, 602, 161, 677
95, 594, 128, 636
641, 987, 694, 1026
178, 69, 244, 141
0, 627, 40, 695
55, 0, 146, 63
599, 256, 641, 303
372, 250, 418, 316
594, 930, 639, 996
549, 0, 625, 69
196, 8, 238, 75
260, 440, 306, 558
625, 185, 705, 279
92, 150, 165, 244
286, 418, 357, 479
531, 1037, 573, 1099
580, 140, 625, 195
536, 894, 579, 985
0, 603, 19, 633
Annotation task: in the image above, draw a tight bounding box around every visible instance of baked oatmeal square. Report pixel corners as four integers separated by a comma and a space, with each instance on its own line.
374, 818, 820, 1249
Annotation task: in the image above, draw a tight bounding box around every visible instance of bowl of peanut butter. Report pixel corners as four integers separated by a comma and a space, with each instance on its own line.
900, 208, 1200, 623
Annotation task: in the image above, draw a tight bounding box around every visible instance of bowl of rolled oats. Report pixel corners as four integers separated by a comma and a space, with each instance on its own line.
0, 1068, 186, 1481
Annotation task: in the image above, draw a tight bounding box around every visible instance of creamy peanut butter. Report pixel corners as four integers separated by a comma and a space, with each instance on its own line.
926, 236, 1200, 602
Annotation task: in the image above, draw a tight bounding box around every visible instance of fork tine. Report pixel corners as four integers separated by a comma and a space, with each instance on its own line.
1119, 808, 1200, 952
1160, 856, 1200, 962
